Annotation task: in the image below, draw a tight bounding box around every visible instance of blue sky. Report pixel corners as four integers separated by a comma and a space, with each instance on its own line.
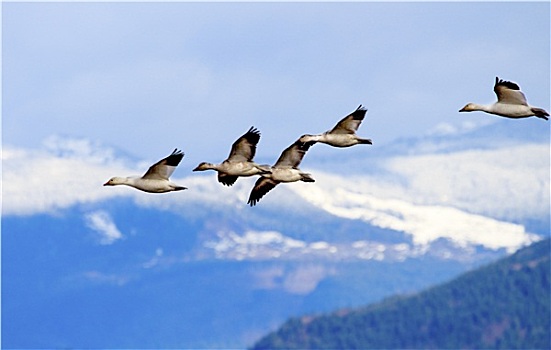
3, 2, 550, 168
2, 4, 549, 348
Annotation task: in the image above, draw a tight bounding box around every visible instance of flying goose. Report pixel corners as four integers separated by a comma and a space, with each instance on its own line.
104, 149, 187, 193
193, 126, 271, 186
247, 140, 315, 206
298, 105, 373, 147
459, 77, 549, 120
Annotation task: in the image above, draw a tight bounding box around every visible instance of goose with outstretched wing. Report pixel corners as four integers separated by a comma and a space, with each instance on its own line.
299, 105, 373, 147
459, 77, 549, 120
104, 149, 187, 193
247, 140, 315, 206
193, 126, 271, 186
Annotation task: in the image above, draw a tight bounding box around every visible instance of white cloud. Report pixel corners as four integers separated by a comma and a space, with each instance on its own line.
82, 270, 131, 286
382, 144, 550, 221
1, 136, 253, 217
42, 135, 119, 163
250, 264, 334, 295
2, 137, 199, 216
3, 136, 547, 256
142, 248, 165, 269
426, 120, 493, 137
292, 146, 546, 253
2, 140, 134, 216
84, 210, 123, 245
282, 265, 333, 295
295, 183, 538, 253
251, 266, 285, 290
301, 143, 549, 224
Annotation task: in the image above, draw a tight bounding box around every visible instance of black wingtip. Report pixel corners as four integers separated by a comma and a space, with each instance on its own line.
495, 77, 520, 91
356, 104, 368, 112
351, 105, 368, 120
165, 149, 184, 166
170, 148, 184, 156
247, 126, 261, 136
244, 126, 261, 144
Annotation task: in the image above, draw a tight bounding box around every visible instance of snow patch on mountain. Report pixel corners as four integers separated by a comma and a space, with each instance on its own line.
290, 172, 541, 253
201, 229, 443, 261
3, 133, 547, 259
381, 144, 549, 221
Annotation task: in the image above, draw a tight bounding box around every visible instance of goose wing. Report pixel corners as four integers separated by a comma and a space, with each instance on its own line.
248, 177, 278, 206
226, 126, 261, 163
274, 140, 313, 169
218, 173, 238, 187
494, 77, 528, 106
142, 149, 184, 180
329, 105, 368, 134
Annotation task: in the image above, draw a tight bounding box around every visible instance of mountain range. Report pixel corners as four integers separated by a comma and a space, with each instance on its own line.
251, 238, 551, 349
2, 118, 549, 348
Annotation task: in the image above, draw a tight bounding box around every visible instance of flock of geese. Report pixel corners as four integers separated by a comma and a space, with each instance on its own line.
103, 104, 369, 206
104, 77, 549, 206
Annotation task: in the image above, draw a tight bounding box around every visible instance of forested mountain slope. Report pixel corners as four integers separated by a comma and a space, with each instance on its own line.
252, 239, 550, 349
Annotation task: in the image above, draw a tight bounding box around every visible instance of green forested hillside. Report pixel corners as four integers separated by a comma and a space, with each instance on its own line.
252, 239, 550, 349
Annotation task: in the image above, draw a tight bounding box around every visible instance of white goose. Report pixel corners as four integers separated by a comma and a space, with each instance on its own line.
248, 140, 314, 206
193, 126, 271, 186
104, 149, 187, 193
299, 105, 373, 147
459, 77, 549, 120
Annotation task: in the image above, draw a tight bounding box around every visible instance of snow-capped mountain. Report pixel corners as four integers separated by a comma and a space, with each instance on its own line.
2, 119, 549, 348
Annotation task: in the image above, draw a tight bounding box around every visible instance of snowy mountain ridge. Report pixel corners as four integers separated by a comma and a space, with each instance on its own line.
3, 119, 548, 261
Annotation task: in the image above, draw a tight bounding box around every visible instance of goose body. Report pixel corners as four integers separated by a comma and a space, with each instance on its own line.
459, 77, 549, 120
248, 140, 314, 206
104, 149, 187, 193
299, 105, 372, 147
193, 126, 271, 186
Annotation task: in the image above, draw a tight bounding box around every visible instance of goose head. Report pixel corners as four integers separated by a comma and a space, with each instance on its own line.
103, 176, 127, 186
193, 162, 216, 172
459, 103, 480, 112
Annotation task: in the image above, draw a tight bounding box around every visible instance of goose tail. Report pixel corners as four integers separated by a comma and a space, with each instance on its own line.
301, 173, 315, 183
532, 107, 549, 120
359, 138, 373, 145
